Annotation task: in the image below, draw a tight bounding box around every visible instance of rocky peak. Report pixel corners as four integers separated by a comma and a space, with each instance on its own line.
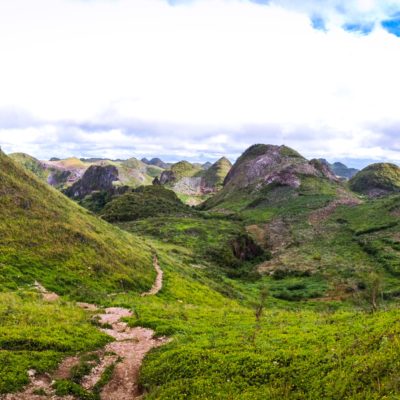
223, 144, 336, 191
64, 165, 119, 200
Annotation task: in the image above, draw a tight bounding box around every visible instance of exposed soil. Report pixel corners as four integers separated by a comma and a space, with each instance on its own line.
308, 190, 362, 227
141, 256, 163, 296
3, 256, 167, 400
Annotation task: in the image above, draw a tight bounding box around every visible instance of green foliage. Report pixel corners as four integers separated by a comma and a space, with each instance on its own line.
9, 153, 49, 181
118, 215, 266, 272
203, 157, 232, 189
53, 380, 96, 400
80, 190, 114, 213
101, 185, 191, 222
169, 161, 203, 180
0, 292, 109, 394
0, 151, 154, 300
349, 163, 400, 195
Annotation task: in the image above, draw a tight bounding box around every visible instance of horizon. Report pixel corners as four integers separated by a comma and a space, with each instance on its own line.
1, 0, 400, 166
3, 144, 378, 170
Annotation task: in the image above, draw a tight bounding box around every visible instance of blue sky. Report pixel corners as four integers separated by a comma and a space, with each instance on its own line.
0, 0, 400, 167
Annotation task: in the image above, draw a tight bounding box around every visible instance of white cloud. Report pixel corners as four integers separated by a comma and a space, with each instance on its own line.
0, 0, 399, 165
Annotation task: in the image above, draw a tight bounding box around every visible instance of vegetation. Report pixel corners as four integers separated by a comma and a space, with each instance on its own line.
101, 186, 192, 222
0, 151, 154, 300
349, 163, 400, 195
9, 153, 49, 181
0, 292, 109, 394
4, 145, 400, 399
168, 161, 203, 181
203, 157, 232, 190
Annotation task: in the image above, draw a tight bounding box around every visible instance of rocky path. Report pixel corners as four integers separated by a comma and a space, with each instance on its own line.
2, 256, 166, 400
141, 255, 163, 297
308, 190, 362, 226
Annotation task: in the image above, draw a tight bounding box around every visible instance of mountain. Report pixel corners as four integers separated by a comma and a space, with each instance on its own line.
141, 157, 170, 169
157, 158, 232, 201
349, 163, 400, 197
204, 144, 340, 211
319, 159, 359, 179
101, 185, 191, 222
10, 155, 165, 192
63, 165, 119, 200
0, 149, 154, 299
4, 144, 400, 400
203, 157, 233, 190
9, 153, 48, 181
202, 161, 212, 170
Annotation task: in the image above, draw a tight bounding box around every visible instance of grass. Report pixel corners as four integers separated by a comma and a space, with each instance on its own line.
349, 163, 400, 194
102, 242, 400, 400
0, 150, 155, 301
101, 185, 191, 222
0, 292, 110, 394
4, 148, 400, 399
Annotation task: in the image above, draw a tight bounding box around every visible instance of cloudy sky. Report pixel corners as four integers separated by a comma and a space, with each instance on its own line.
1, 0, 400, 166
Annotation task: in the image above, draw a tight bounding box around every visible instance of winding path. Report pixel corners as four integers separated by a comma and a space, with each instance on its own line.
141, 255, 163, 297
2, 255, 166, 400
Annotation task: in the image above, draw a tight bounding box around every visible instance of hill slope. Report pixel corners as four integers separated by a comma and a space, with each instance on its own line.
203, 144, 341, 217
8, 153, 49, 181
203, 157, 232, 190
0, 150, 154, 300
349, 163, 400, 197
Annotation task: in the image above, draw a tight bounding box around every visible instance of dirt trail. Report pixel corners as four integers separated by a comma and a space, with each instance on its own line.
2, 256, 167, 400
308, 190, 362, 226
83, 307, 168, 400
141, 255, 163, 296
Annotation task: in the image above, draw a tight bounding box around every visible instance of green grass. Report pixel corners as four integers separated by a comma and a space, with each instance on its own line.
9, 153, 49, 181
0, 150, 155, 301
349, 163, 400, 195
118, 214, 267, 275
0, 292, 110, 394
5, 148, 400, 399
101, 185, 191, 222
99, 243, 400, 399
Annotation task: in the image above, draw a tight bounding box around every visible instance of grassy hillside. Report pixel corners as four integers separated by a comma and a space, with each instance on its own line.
109, 219, 400, 399
9, 153, 49, 181
0, 292, 110, 394
169, 161, 203, 180
0, 150, 154, 300
203, 157, 232, 190
349, 163, 400, 196
203, 144, 340, 213
4, 144, 400, 399
101, 186, 192, 222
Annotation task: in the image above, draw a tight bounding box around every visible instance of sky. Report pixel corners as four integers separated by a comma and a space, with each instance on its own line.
1, 0, 400, 167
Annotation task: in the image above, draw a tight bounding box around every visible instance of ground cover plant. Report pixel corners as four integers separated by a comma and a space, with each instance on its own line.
0, 292, 109, 394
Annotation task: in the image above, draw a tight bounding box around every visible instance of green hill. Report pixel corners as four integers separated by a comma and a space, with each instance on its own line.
203, 157, 232, 190
9, 152, 49, 181
101, 185, 191, 222
0, 150, 154, 300
202, 144, 341, 221
349, 163, 400, 196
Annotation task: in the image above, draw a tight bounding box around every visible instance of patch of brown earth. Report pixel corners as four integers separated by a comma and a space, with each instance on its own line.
33, 281, 59, 302
6, 256, 168, 399
308, 190, 362, 226
141, 256, 163, 297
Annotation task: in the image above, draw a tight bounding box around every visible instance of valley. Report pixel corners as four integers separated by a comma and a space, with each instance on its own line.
2, 144, 400, 399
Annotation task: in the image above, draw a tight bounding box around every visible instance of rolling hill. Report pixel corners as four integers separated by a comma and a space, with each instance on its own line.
0, 149, 155, 300
349, 163, 400, 197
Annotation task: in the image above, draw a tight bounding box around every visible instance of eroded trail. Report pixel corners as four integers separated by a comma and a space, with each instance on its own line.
81, 306, 169, 400
2, 256, 167, 400
308, 189, 362, 227
141, 255, 163, 297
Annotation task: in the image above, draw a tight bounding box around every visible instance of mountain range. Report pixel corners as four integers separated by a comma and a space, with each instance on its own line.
2, 143, 400, 399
